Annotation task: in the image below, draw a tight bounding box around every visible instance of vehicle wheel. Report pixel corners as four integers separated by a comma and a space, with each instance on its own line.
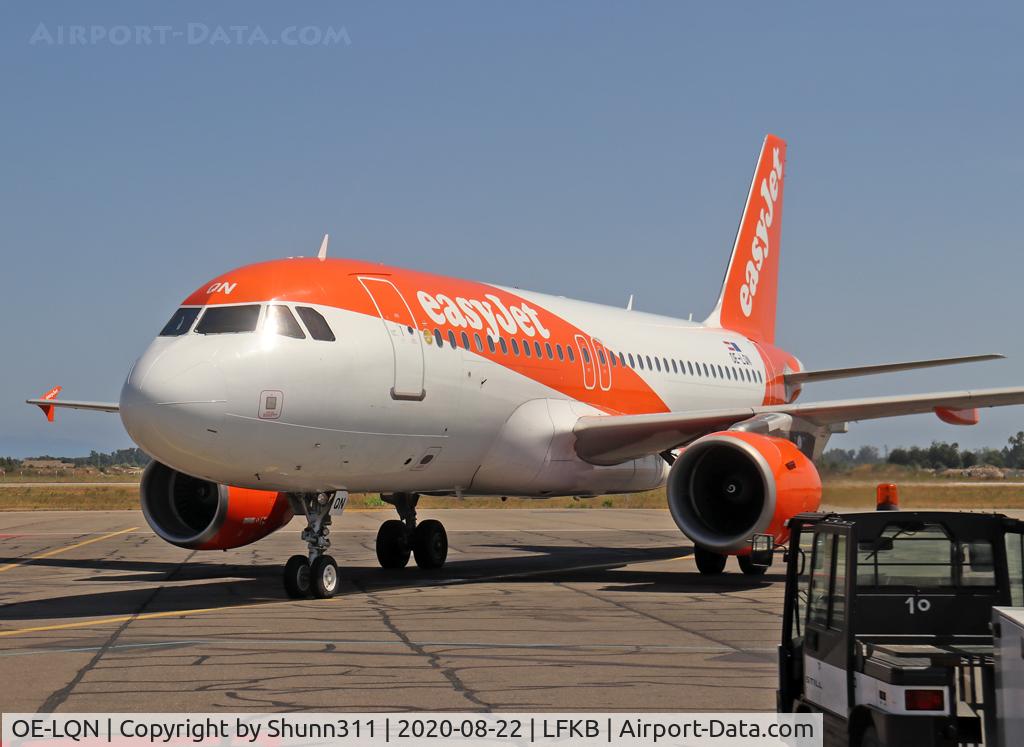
857, 724, 881, 747
413, 519, 448, 569
311, 554, 339, 598
694, 547, 727, 575
738, 554, 769, 575
283, 554, 311, 598
376, 519, 411, 569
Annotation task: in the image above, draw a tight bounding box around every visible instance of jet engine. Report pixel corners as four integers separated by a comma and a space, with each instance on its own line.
140, 461, 294, 550
666, 431, 821, 554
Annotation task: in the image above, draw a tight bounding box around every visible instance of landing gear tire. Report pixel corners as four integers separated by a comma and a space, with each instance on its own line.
738, 554, 769, 576
311, 554, 339, 598
413, 519, 448, 569
284, 554, 312, 598
694, 547, 727, 575
376, 519, 411, 569
282, 492, 341, 599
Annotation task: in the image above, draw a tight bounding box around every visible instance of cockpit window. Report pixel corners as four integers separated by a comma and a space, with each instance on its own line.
296, 306, 335, 341
159, 307, 201, 336
195, 305, 261, 334
266, 305, 305, 339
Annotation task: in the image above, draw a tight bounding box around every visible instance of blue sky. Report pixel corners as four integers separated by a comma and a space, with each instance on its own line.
1, 2, 1021, 458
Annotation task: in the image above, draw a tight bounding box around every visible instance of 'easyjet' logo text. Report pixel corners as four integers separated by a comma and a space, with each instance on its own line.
739, 147, 782, 317
418, 291, 551, 340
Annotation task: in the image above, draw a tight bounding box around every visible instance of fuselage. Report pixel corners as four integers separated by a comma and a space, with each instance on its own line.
119, 257, 801, 496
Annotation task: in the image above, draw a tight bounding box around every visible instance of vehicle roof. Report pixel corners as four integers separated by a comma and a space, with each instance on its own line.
790, 510, 1024, 539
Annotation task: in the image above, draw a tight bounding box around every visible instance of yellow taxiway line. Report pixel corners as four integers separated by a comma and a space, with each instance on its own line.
0, 526, 138, 574
0, 602, 271, 638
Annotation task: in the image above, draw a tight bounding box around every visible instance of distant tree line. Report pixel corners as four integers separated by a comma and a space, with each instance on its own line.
1, 447, 151, 470
819, 431, 1024, 471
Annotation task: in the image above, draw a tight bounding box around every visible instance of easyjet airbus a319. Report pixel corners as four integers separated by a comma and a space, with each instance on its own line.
29, 135, 1024, 598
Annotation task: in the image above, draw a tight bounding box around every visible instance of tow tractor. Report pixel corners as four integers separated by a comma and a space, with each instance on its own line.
773, 486, 1024, 746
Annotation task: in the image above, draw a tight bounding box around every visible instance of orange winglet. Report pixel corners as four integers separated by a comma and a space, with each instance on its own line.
935, 407, 979, 426
37, 385, 62, 422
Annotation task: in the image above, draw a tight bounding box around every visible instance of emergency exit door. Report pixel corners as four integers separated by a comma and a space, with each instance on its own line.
358, 277, 425, 400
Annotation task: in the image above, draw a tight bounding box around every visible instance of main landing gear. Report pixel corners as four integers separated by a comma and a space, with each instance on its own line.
375, 492, 448, 570
692, 546, 771, 576
283, 492, 341, 599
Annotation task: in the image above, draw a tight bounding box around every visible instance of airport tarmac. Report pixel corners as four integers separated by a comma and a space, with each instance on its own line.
0, 508, 810, 712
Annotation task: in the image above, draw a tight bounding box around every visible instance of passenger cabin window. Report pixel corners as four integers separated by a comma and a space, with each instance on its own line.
159, 307, 200, 336
266, 305, 305, 339
195, 305, 261, 335
296, 307, 336, 341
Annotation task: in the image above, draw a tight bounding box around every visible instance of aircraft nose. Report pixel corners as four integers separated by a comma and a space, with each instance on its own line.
120, 342, 228, 471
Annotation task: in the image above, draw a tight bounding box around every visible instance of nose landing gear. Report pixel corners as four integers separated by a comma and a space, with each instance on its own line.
376, 493, 448, 570
283, 491, 342, 599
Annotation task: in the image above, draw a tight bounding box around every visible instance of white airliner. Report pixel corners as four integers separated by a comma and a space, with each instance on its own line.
29, 135, 1024, 599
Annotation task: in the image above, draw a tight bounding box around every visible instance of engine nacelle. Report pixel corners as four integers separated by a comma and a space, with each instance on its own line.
667, 431, 821, 554
140, 461, 294, 550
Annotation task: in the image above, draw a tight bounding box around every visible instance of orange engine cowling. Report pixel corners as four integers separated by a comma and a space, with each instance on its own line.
140, 461, 294, 550
666, 431, 821, 554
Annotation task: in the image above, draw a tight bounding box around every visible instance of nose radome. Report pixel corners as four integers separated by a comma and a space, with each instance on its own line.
120, 341, 228, 473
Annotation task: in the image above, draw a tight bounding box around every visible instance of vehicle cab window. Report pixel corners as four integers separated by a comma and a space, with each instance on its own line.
1007, 532, 1024, 606
195, 305, 261, 334
856, 523, 955, 587
159, 307, 200, 336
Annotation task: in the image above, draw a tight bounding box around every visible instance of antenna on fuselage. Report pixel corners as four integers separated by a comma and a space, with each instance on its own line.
626, 294, 634, 311
317, 234, 329, 261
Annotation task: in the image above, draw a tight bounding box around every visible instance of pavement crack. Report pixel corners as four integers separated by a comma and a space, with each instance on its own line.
352, 578, 491, 711
38, 550, 197, 712
554, 581, 740, 652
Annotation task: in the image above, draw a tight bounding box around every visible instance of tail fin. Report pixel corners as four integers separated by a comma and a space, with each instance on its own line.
704, 134, 787, 344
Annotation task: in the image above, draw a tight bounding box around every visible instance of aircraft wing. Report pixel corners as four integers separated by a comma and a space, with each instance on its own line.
573, 386, 1024, 465
784, 353, 1003, 387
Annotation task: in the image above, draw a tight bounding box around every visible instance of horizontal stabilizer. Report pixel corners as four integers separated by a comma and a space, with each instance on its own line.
26, 395, 119, 421
785, 354, 1003, 388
